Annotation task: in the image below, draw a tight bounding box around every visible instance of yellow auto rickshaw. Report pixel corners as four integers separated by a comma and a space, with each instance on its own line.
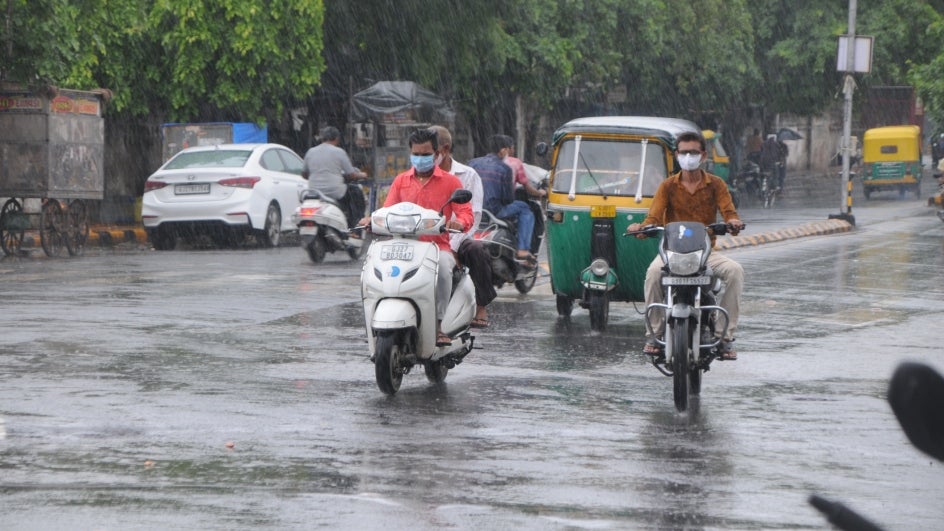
536, 116, 700, 331
861, 125, 923, 199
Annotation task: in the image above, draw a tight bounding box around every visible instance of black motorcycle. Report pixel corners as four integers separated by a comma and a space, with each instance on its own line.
629, 221, 741, 412
474, 208, 540, 294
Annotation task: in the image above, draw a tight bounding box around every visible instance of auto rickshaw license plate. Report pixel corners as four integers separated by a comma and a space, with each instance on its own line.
590, 205, 616, 218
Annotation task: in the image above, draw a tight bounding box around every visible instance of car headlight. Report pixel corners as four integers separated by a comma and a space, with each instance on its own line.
665, 250, 702, 276
589, 258, 610, 277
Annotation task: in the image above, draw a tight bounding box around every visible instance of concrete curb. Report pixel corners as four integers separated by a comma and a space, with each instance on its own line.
20, 225, 149, 250
715, 219, 853, 251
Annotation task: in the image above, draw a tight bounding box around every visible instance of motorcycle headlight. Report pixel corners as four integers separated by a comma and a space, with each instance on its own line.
665, 250, 702, 276
590, 258, 610, 277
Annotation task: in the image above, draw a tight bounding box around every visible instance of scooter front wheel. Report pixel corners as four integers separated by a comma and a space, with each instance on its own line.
374, 331, 404, 395
588, 291, 609, 332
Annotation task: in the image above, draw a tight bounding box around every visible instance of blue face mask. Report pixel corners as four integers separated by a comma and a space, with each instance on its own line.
411, 154, 436, 173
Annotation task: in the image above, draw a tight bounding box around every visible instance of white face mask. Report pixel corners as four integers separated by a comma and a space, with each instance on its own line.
678, 153, 702, 171
434, 153, 444, 167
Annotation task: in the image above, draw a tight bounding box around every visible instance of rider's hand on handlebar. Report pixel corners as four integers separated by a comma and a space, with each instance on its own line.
625, 222, 647, 239
727, 219, 745, 236
444, 220, 466, 232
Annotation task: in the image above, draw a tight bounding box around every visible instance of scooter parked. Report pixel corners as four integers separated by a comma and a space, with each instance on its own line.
361, 189, 476, 395
291, 189, 367, 263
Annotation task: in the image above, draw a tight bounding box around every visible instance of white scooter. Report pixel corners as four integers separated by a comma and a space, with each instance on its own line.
361, 189, 476, 395
291, 189, 366, 263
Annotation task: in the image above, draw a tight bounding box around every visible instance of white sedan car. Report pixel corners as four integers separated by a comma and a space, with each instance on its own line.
141, 143, 308, 250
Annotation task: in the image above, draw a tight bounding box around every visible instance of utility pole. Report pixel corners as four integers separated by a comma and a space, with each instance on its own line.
831, 0, 858, 226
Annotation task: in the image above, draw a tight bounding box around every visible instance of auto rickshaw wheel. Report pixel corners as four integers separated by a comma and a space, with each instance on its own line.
556, 295, 573, 318
588, 291, 609, 332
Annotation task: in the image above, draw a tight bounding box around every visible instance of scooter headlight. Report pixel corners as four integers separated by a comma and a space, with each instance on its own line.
589, 258, 610, 277
665, 250, 702, 276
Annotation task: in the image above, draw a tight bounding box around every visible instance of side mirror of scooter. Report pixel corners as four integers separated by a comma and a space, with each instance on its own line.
439, 189, 473, 214
535, 142, 549, 157
888, 361, 944, 462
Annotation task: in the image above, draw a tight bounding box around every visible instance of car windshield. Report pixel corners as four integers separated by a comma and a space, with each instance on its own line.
552, 138, 667, 196
164, 150, 252, 169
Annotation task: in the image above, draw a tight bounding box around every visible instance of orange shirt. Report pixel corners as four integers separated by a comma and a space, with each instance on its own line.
642, 170, 739, 245
385, 165, 474, 252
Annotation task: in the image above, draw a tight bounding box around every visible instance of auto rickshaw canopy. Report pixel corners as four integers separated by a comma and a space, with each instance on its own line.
862, 125, 921, 163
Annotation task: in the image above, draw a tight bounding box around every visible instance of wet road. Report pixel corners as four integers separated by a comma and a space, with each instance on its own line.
1, 191, 943, 529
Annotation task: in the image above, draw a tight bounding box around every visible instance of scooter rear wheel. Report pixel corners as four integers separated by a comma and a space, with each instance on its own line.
374, 331, 404, 395
306, 236, 327, 263
514, 265, 538, 294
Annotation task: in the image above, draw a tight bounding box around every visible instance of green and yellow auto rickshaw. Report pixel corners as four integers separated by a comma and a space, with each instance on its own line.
536, 116, 700, 331
702, 129, 739, 206
861, 125, 923, 199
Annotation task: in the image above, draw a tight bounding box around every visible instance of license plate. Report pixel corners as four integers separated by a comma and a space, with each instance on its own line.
299, 225, 318, 236
590, 205, 616, 218
380, 244, 413, 261
663, 276, 711, 286
175, 183, 210, 195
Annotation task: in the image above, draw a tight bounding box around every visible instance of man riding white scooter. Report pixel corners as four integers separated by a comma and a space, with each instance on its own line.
302, 126, 367, 228
359, 128, 474, 346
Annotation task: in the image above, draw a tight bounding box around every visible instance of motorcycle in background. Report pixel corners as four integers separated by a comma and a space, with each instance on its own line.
361, 190, 476, 395
733, 160, 778, 209
291, 189, 368, 263
628, 221, 743, 412
474, 209, 540, 294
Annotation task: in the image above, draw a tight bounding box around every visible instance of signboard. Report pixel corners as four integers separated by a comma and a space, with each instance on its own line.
836, 35, 873, 73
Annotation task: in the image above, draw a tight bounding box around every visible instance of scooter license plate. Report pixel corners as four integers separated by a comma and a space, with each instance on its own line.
299, 225, 318, 236
663, 276, 711, 286
380, 244, 413, 261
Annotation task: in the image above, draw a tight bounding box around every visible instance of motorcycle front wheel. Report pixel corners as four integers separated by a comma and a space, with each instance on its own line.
670, 320, 691, 412
374, 331, 404, 395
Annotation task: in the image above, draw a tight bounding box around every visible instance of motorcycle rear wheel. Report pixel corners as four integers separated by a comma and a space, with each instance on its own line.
374, 331, 404, 395
347, 232, 370, 261
670, 320, 691, 412
514, 265, 538, 294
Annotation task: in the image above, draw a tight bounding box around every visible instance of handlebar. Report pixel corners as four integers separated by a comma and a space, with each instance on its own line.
623, 222, 745, 238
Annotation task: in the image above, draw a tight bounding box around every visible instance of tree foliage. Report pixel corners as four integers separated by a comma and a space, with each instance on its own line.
1, 0, 326, 123
4, 0, 944, 140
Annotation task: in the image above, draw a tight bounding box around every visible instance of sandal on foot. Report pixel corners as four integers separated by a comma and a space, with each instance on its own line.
470, 317, 490, 329
436, 333, 452, 347
643, 339, 664, 356
719, 341, 737, 360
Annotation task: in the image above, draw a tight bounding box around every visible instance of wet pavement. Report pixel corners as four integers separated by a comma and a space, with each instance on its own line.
0, 174, 943, 529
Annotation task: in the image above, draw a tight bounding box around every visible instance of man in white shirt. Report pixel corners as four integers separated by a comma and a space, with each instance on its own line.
428, 125, 495, 328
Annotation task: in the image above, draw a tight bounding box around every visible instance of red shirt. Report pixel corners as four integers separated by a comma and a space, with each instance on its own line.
505, 155, 528, 186
384, 166, 474, 252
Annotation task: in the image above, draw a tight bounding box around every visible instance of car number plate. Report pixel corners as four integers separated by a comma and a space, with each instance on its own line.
175, 183, 210, 195
663, 276, 711, 286
380, 244, 413, 261
590, 205, 616, 218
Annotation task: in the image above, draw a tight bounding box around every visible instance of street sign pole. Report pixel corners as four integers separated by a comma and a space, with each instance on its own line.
830, 0, 861, 226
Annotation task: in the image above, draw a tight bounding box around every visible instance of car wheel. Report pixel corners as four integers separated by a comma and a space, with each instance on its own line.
151, 226, 176, 251
257, 203, 281, 248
